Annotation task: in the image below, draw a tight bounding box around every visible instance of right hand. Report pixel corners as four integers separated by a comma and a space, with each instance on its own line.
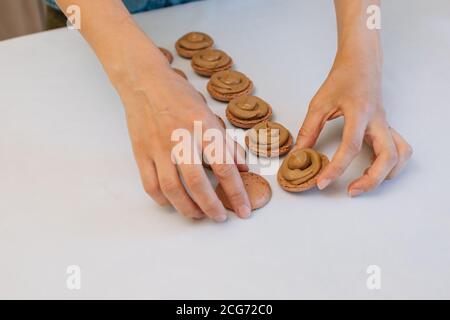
108, 45, 251, 222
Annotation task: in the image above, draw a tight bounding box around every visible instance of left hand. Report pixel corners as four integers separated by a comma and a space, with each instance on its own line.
296, 50, 413, 197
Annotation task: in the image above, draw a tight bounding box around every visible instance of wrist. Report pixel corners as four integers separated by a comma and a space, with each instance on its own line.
100, 34, 170, 89
105, 48, 170, 88
337, 27, 383, 65
335, 37, 383, 76
86, 16, 168, 84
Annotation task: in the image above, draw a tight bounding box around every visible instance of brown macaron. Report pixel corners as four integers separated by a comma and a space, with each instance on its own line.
175, 32, 214, 59
245, 121, 293, 158
226, 96, 272, 129
159, 47, 173, 64
173, 68, 188, 80
207, 70, 254, 102
277, 148, 329, 192
192, 49, 233, 77
216, 172, 272, 211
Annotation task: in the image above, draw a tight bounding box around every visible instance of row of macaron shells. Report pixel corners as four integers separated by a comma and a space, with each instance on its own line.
174, 32, 294, 160
173, 32, 329, 194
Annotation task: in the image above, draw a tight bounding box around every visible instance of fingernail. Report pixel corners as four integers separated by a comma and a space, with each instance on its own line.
317, 179, 331, 190
215, 214, 228, 223
238, 205, 252, 219
349, 189, 364, 197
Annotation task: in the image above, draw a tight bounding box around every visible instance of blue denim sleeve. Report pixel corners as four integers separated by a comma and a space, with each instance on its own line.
45, 0, 199, 13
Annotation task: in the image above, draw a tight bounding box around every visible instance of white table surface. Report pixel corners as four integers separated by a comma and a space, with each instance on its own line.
1, 0, 449, 299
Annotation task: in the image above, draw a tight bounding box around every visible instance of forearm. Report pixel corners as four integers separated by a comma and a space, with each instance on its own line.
334, 0, 382, 65
55, 0, 168, 80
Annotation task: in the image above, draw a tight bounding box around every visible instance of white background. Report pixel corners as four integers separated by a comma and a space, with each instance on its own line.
0, 0, 449, 299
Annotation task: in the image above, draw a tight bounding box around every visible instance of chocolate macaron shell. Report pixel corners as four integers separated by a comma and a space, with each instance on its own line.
216, 172, 272, 211
226, 107, 272, 129
245, 121, 293, 157
208, 80, 254, 102
225, 96, 272, 128
245, 133, 293, 158
207, 70, 254, 102
191, 49, 233, 77
176, 32, 214, 59
277, 153, 329, 192
194, 64, 233, 77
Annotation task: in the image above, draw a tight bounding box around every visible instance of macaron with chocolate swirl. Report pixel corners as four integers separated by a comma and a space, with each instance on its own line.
245, 121, 293, 158
192, 49, 233, 77
277, 148, 329, 192
175, 32, 214, 59
226, 96, 272, 128
207, 70, 254, 102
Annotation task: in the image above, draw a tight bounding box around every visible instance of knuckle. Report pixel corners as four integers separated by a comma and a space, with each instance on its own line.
143, 181, 159, 197
365, 173, 382, 189
181, 209, 202, 219
298, 126, 312, 138
214, 164, 235, 180
308, 103, 322, 116
226, 189, 244, 204
160, 178, 181, 196
401, 143, 414, 160
308, 105, 323, 119
386, 149, 399, 166
308, 100, 318, 110
185, 171, 204, 189
357, 101, 371, 114
343, 139, 362, 154
330, 163, 346, 177
346, 97, 370, 112
202, 198, 221, 215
